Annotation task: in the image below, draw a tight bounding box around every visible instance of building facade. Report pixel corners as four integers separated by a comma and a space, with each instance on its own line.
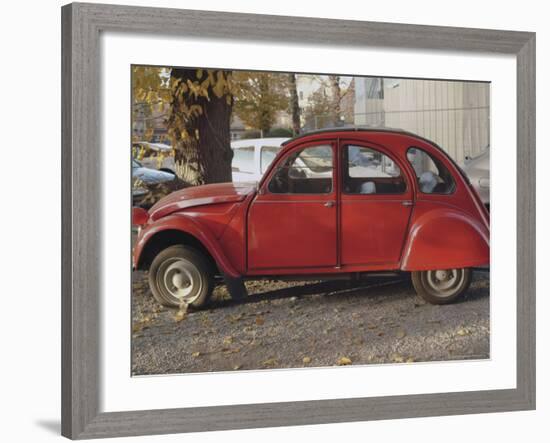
354, 78, 490, 162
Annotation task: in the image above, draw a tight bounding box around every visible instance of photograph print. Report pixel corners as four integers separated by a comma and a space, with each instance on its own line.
131, 66, 490, 376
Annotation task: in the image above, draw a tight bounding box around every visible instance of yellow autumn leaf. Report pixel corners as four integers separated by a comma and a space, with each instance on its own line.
337, 357, 352, 366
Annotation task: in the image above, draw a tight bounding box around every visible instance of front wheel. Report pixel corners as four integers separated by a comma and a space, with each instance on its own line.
148, 245, 214, 308
411, 268, 472, 305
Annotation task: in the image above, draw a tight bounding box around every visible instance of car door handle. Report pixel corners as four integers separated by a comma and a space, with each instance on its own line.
324, 201, 335, 208
402, 200, 414, 206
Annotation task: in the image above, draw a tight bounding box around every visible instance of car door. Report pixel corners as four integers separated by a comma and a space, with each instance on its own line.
340, 142, 413, 267
247, 142, 337, 270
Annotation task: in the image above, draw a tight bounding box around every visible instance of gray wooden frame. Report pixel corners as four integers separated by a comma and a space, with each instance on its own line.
61, 2, 536, 439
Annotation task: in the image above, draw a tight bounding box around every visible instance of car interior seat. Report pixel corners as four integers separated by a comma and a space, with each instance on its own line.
359, 181, 376, 194
419, 171, 438, 193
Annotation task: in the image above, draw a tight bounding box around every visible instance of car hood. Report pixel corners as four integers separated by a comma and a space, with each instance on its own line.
133, 166, 175, 184
148, 181, 257, 221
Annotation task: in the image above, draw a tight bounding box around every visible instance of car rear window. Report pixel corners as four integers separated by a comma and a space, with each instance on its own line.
406, 147, 455, 194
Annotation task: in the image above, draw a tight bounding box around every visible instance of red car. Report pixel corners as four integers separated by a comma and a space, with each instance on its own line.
133, 129, 489, 308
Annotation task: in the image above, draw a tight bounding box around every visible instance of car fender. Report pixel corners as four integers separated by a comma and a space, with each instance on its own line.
400, 207, 489, 271
133, 213, 240, 278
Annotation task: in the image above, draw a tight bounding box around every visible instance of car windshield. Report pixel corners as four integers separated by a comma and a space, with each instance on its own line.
260, 146, 280, 173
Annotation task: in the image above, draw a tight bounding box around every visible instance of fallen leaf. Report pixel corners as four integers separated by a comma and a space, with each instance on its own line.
223, 347, 241, 355
396, 330, 407, 339
391, 353, 405, 363
173, 311, 187, 323
255, 316, 265, 326
337, 357, 352, 366
406, 357, 415, 363
457, 328, 471, 336
262, 357, 277, 366
233, 364, 242, 370
223, 336, 233, 345
191, 351, 201, 358
303, 356, 312, 364
367, 323, 378, 330
228, 313, 244, 323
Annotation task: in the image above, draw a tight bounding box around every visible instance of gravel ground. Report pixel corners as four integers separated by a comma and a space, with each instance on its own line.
131, 271, 489, 375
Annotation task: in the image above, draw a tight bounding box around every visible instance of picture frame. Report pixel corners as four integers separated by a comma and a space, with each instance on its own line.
61, 2, 535, 439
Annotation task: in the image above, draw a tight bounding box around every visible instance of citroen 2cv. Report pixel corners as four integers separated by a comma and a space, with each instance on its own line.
133, 129, 490, 308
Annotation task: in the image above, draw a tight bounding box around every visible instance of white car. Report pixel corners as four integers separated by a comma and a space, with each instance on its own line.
133, 141, 176, 173
231, 137, 289, 182
462, 149, 490, 209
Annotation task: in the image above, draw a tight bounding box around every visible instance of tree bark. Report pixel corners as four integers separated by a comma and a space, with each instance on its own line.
169, 68, 233, 185
288, 73, 301, 135
258, 76, 272, 135
328, 75, 342, 127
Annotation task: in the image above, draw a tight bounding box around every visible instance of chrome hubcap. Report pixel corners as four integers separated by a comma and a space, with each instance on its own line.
425, 269, 464, 297
157, 258, 203, 304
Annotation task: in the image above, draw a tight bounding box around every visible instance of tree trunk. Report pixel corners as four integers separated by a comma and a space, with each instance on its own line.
328, 75, 341, 127
169, 68, 233, 185
288, 73, 301, 135
258, 76, 272, 135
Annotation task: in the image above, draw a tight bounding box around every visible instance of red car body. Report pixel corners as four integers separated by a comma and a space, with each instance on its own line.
133, 129, 489, 291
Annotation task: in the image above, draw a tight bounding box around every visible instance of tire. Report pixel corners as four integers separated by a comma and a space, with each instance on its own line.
411, 268, 472, 305
148, 245, 214, 309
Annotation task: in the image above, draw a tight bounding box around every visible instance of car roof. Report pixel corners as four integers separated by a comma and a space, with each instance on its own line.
231, 137, 289, 149
281, 126, 417, 146
278, 126, 471, 183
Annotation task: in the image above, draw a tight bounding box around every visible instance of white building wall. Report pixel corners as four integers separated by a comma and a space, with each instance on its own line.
354, 78, 490, 162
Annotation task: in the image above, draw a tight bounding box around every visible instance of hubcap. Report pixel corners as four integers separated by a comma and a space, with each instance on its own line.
425, 268, 465, 297
157, 257, 203, 304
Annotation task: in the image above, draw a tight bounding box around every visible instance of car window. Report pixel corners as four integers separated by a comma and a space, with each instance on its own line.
406, 147, 455, 194
260, 146, 280, 173
232, 146, 255, 174
343, 145, 405, 194
268, 144, 333, 194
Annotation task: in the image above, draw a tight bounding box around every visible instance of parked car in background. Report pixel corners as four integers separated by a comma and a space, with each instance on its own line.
133, 129, 489, 309
132, 158, 176, 207
133, 141, 176, 174
462, 149, 490, 209
231, 138, 288, 182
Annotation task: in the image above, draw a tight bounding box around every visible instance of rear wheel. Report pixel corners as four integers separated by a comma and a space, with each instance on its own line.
148, 245, 214, 308
411, 268, 472, 305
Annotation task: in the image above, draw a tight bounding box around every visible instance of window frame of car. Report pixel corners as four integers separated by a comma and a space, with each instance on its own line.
260, 145, 282, 174
341, 143, 408, 196
406, 146, 457, 195
262, 140, 337, 196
